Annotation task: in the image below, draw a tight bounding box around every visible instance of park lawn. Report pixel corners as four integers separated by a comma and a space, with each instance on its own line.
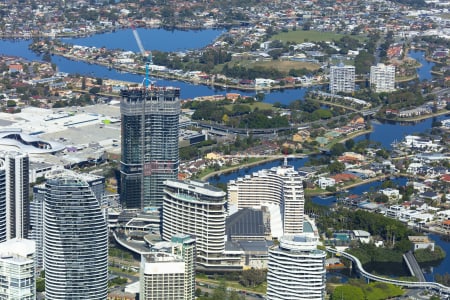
362, 282, 404, 300
225, 60, 320, 73
271, 30, 344, 43
224, 101, 275, 112
331, 282, 404, 300
253, 60, 320, 71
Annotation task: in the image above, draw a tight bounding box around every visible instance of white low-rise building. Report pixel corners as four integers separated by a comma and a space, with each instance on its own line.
380, 188, 401, 201
318, 177, 336, 189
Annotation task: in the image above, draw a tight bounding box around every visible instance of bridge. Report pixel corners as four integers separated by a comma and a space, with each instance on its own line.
197, 105, 380, 137
326, 247, 450, 296
404, 251, 426, 282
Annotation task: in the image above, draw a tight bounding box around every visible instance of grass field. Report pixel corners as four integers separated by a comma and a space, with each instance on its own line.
224, 101, 274, 112
271, 29, 367, 43
271, 30, 345, 43
227, 60, 321, 72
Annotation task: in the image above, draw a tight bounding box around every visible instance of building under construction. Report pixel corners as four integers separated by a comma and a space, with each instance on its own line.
120, 86, 180, 210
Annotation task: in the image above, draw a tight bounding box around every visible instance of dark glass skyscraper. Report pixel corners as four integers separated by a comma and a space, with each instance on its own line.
120, 87, 180, 209
0, 151, 29, 241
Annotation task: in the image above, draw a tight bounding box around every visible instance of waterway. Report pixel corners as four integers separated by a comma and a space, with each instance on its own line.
1, 30, 449, 280
0, 31, 310, 104
409, 50, 435, 82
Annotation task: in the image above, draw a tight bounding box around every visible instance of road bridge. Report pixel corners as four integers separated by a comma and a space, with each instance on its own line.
404, 251, 426, 282
326, 247, 450, 297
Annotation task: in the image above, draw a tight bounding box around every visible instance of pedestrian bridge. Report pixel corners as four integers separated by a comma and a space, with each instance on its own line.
326, 247, 450, 296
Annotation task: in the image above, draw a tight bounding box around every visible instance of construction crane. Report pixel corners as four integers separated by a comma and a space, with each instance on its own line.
131, 24, 152, 88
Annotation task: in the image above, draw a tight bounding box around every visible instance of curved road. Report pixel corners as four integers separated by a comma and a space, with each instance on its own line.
326, 247, 450, 296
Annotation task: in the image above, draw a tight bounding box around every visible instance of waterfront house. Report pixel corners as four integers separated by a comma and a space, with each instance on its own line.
408, 236, 435, 251
419, 191, 440, 203
317, 177, 336, 189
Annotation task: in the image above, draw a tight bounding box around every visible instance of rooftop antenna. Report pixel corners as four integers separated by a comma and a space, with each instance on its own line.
131, 23, 153, 89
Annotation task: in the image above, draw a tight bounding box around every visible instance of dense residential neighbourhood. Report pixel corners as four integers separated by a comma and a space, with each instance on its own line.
1, 0, 450, 299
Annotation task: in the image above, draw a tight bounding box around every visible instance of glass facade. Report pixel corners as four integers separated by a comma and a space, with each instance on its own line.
0, 162, 5, 243
44, 175, 108, 300
3, 151, 29, 240
120, 87, 180, 209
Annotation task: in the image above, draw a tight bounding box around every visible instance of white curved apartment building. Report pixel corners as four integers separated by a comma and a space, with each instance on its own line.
228, 165, 304, 235
267, 235, 326, 300
162, 180, 230, 270
44, 175, 108, 300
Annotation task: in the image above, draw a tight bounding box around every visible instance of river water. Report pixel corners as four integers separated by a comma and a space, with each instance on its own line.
1, 29, 449, 280
0, 33, 309, 104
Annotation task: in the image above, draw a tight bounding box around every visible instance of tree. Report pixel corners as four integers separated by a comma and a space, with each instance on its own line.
6, 100, 16, 107
345, 139, 355, 150
328, 161, 345, 174
330, 143, 346, 156
42, 52, 52, 63
240, 268, 266, 287
89, 87, 101, 94
195, 288, 202, 297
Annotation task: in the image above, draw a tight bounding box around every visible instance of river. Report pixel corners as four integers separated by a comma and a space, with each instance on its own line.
1, 29, 449, 281
0, 30, 310, 104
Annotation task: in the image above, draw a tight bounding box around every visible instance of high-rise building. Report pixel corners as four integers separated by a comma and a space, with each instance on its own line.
1, 151, 29, 240
267, 235, 326, 300
140, 252, 186, 300
370, 63, 396, 93
171, 234, 196, 300
120, 87, 181, 209
228, 165, 304, 236
144, 234, 196, 300
30, 170, 105, 271
30, 185, 45, 271
44, 173, 108, 300
329, 64, 355, 94
0, 238, 36, 300
0, 160, 6, 243
163, 180, 233, 270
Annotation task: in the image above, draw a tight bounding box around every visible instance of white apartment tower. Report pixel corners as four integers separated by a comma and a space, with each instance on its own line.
143, 234, 196, 300
267, 235, 326, 300
140, 252, 186, 300
162, 180, 232, 270
370, 63, 396, 92
329, 63, 355, 94
227, 165, 304, 236
44, 173, 108, 300
30, 170, 106, 271
0, 238, 36, 300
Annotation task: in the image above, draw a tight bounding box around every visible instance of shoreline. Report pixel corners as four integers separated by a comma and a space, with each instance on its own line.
376, 109, 449, 123
200, 155, 288, 181
55, 51, 322, 93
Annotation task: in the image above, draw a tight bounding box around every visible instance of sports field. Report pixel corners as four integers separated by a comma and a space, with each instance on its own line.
271, 30, 363, 43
